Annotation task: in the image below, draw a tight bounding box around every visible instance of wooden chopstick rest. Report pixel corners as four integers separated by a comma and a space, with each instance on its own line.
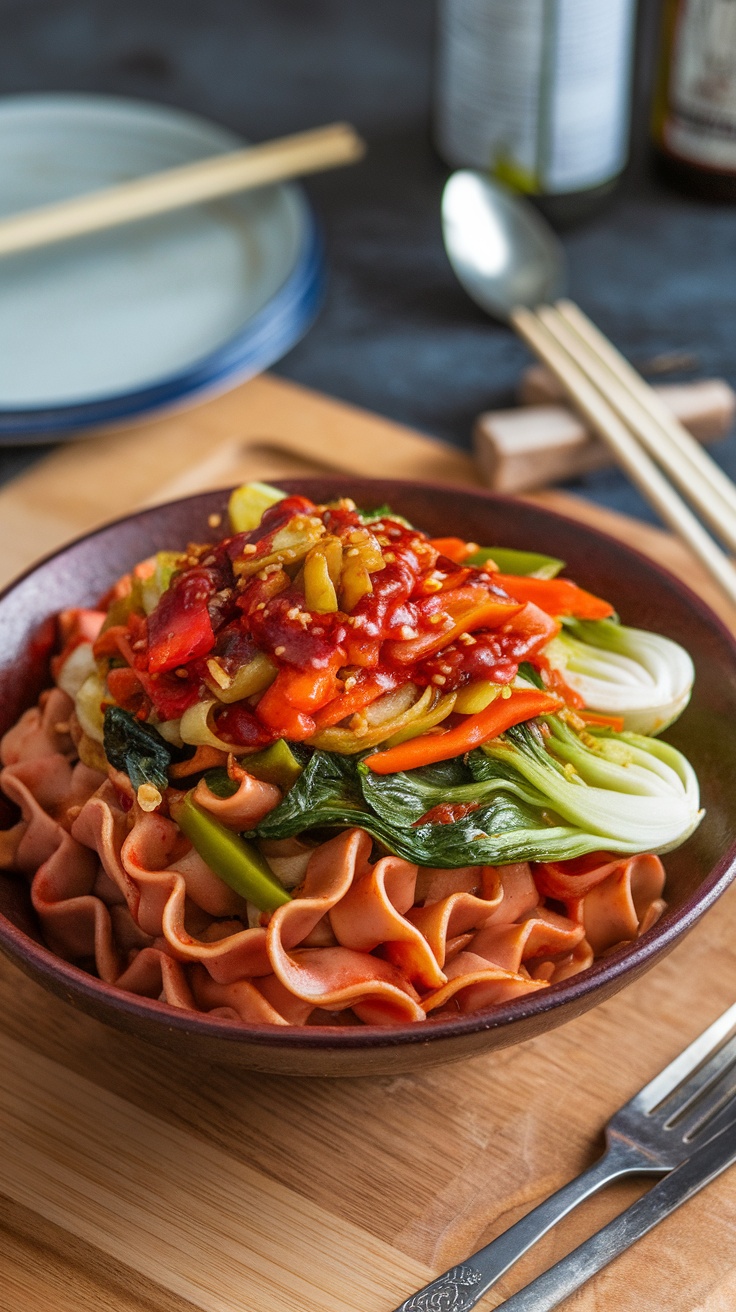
475, 376, 736, 494
518, 365, 736, 440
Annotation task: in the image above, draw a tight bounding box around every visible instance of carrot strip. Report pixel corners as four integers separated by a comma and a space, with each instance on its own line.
254, 679, 316, 740
106, 666, 147, 713
578, 710, 626, 732
364, 689, 562, 773
491, 574, 614, 620
277, 665, 341, 712
311, 671, 404, 729
429, 537, 476, 563
92, 624, 131, 660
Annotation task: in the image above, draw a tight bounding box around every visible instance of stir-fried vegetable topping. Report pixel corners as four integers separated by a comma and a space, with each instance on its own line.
89, 488, 617, 755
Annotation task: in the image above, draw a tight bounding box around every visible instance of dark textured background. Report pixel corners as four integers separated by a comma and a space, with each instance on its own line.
1, 0, 735, 526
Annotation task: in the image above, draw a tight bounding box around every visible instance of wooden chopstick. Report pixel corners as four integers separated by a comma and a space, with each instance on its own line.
532, 304, 734, 556
536, 304, 736, 556
511, 305, 736, 608
556, 300, 736, 518
0, 122, 365, 258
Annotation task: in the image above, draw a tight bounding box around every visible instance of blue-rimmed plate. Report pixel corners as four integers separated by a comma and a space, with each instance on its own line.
0, 94, 324, 442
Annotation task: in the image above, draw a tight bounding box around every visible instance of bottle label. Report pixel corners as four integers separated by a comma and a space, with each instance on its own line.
664, 0, 736, 171
435, 0, 636, 194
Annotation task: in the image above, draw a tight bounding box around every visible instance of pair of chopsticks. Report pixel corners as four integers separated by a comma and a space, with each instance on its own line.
512, 300, 736, 609
0, 121, 365, 258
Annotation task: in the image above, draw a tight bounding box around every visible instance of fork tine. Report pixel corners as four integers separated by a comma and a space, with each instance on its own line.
673, 1068, 736, 1142
657, 1034, 736, 1126
629, 1000, 736, 1115
685, 1089, 736, 1146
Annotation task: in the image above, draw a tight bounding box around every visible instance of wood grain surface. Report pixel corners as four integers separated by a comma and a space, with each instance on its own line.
1, 374, 736, 1312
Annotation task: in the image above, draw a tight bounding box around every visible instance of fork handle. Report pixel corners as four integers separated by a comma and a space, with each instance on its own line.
391, 1141, 650, 1312
491, 1118, 736, 1311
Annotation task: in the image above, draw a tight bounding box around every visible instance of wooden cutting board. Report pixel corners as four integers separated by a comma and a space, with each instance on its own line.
2, 374, 736, 1312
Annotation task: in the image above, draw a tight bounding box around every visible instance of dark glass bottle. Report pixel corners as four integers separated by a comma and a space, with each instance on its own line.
652, 0, 736, 201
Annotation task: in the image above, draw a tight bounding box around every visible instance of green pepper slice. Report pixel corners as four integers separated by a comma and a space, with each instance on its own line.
465, 546, 565, 579
239, 740, 304, 788
172, 794, 291, 911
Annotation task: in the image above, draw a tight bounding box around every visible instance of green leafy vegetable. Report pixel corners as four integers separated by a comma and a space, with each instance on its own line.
357, 503, 413, 527
252, 746, 589, 867
518, 661, 546, 690
465, 546, 565, 578
478, 717, 701, 854
203, 768, 240, 799
252, 711, 702, 866
545, 618, 694, 735
103, 706, 172, 792
255, 750, 369, 837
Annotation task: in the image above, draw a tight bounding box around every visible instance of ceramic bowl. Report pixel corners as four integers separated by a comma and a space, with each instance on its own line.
1, 477, 735, 1076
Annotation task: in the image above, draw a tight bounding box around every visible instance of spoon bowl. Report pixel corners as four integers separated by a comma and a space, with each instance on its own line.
441, 170, 567, 321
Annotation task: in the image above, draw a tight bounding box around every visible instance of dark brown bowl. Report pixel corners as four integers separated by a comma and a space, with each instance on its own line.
2, 477, 736, 1076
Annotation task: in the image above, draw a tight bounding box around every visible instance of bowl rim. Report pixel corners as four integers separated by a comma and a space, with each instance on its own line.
2, 475, 735, 1053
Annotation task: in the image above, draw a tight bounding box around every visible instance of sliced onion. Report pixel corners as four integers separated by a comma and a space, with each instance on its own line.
179, 700, 244, 752
383, 691, 458, 747
57, 642, 96, 699
154, 718, 184, 748
74, 672, 107, 743
258, 838, 313, 889
309, 684, 439, 754
363, 683, 419, 726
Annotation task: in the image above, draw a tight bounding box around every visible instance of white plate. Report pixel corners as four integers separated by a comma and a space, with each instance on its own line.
0, 93, 323, 441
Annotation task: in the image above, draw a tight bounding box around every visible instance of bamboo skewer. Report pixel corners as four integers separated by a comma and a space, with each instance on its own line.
0, 121, 366, 258
536, 304, 736, 556
511, 305, 736, 609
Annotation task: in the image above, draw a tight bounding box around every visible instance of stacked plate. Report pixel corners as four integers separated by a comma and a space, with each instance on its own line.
0, 94, 324, 441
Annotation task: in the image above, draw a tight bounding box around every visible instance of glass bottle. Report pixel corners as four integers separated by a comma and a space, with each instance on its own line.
652, 0, 736, 200
434, 0, 638, 226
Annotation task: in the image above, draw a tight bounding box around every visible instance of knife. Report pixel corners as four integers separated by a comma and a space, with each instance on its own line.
393, 1114, 736, 1312
489, 1113, 736, 1312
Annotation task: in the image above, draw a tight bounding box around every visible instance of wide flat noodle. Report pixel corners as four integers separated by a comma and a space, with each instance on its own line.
0, 688, 75, 766
0, 684, 668, 1028
191, 774, 281, 828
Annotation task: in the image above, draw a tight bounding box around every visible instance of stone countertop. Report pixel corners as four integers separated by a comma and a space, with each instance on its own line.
0, 0, 734, 526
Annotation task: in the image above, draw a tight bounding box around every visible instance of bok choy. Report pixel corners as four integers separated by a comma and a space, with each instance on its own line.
253, 709, 702, 866
544, 618, 694, 736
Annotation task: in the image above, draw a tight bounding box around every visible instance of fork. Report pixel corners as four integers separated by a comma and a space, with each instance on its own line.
392, 1000, 736, 1312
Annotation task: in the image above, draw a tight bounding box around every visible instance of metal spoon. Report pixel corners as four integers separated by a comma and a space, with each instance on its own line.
441, 169, 567, 321
440, 170, 736, 608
